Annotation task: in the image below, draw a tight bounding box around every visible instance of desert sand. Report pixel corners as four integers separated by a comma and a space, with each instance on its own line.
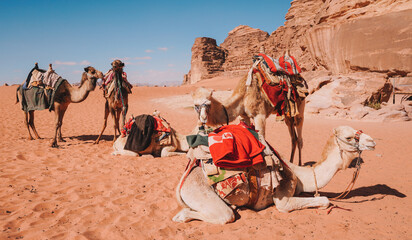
0, 79, 410, 240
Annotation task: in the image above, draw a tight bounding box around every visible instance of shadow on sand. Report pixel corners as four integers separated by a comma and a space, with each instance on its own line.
300, 184, 406, 204
69, 134, 114, 142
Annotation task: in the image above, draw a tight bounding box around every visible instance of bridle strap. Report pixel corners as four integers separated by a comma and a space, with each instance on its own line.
329, 151, 362, 201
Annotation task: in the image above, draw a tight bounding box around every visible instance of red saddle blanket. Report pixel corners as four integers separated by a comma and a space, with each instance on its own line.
208, 124, 265, 168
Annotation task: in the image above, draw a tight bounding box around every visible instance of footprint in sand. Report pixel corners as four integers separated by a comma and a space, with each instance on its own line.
33, 202, 56, 212
16, 154, 26, 160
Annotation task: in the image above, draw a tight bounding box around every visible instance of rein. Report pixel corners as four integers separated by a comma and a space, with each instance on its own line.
313, 130, 364, 200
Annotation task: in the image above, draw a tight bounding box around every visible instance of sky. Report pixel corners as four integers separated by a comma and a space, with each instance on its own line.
0, 0, 291, 86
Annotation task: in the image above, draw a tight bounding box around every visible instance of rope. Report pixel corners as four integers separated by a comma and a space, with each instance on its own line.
329, 151, 362, 201
311, 167, 320, 197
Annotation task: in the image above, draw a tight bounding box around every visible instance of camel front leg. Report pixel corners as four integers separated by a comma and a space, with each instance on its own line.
295, 100, 305, 166
174, 167, 235, 224
253, 114, 266, 138
116, 108, 122, 137
274, 196, 329, 213
121, 102, 128, 131
51, 104, 62, 148
28, 111, 41, 139
95, 101, 110, 144
285, 117, 298, 165
111, 108, 119, 142
24, 111, 34, 140
57, 106, 68, 142
112, 109, 122, 141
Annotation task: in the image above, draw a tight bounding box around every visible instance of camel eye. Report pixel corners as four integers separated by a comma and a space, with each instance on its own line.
346, 137, 353, 141
91, 71, 96, 74
194, 105, 200, 112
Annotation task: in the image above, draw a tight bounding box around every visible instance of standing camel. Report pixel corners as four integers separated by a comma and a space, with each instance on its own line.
192, 72, 306, 165
173, 126, 376, 224
95, 60, 131, 144
16, 65, 103, 147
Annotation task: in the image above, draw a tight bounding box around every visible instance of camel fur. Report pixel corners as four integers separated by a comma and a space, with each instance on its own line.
16, 64, 103, 147
173, 126, 376, 224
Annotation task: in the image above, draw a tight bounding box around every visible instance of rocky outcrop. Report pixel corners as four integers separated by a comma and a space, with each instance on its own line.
184, 0, 412, 121
183, 37, 226, 85
220, 25, 269, 76
184, 26, 268, 84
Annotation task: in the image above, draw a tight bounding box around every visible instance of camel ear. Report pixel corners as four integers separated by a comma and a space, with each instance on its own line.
84, 66, 90, 72
209, 89, 214, 98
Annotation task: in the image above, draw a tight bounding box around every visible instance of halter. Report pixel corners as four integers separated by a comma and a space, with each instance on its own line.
86, 72, 98, 79
194, 102, 210, 114
194, 102, 229, 126
312, 130, 364, 200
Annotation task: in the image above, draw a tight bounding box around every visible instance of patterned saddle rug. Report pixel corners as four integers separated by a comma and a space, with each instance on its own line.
247, 53, 309, 120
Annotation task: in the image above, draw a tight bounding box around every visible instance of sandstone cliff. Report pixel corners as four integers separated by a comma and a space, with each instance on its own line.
184, 0, 412, 121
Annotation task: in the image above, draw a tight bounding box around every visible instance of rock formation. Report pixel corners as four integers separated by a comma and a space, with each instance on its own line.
184, 0, 412, 121
183, 37, 226, 85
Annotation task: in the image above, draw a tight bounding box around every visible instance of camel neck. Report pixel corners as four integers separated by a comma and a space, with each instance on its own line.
288, 138, 357, 193
67, 80, 92, 103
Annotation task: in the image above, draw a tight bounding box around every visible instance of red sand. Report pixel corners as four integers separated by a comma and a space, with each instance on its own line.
0, 80, 410, 239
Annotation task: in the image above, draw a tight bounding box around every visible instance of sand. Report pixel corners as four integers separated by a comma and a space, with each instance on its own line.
0, 80, 411, 240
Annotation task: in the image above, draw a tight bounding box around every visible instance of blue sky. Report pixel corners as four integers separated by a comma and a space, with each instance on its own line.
0, 0, 291, 86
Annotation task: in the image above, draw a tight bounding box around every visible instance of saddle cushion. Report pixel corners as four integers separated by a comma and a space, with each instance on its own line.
208, 124, 265, 168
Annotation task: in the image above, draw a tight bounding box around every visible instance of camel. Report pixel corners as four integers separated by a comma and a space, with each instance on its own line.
173, 126, 376, 224
16, 64, 103, 147
95, 60, 131, 144
192, 54, 307, 165
111, 112, 189, 157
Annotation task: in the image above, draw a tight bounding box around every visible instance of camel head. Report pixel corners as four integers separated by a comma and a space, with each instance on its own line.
192, 87, 214, 125
111, 59, 125, 73
81, 66, 103, 91
333, 126, 376, 169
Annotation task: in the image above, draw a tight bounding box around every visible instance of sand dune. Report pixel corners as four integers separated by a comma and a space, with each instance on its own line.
0, 83, 410, 240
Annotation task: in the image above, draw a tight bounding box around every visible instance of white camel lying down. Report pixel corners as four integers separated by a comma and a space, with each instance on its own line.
173, 126, 375, 224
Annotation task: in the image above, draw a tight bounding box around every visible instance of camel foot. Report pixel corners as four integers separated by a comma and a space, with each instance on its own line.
94, 140, 100, 145
172, 208, 193, 223
28, 137, 34, 140
50, 142, 59, 148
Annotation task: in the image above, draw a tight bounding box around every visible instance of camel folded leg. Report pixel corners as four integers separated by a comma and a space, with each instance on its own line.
111, 135, 138, 156
173, 168, 235, 224
274, 195, 330, 213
